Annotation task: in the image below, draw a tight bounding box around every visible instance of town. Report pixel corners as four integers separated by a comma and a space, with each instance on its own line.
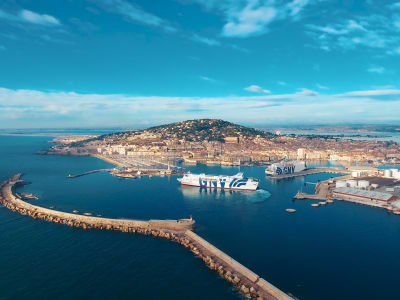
43, 119, 400, 170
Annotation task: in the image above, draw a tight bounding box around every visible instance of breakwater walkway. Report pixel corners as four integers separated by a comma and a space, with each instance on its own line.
0, 174, 293, 300
67, 169, 114, 178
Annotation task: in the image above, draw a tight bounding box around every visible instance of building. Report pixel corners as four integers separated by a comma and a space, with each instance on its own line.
224, 136, 239, 144
333, 187, 397, 202
297, 148, 306, 159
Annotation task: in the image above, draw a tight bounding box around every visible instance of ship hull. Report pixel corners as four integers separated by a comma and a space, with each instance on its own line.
178, 173, 258, 191
266, 161, 306, 176
180, 182, 258, 191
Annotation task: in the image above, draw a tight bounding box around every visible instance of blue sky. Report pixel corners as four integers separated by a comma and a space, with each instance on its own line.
1, 0, 400, 128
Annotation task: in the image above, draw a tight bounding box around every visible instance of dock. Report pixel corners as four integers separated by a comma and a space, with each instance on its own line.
269, 167, 350, 180
0, 174, 293, 300
294, 181, 330, 201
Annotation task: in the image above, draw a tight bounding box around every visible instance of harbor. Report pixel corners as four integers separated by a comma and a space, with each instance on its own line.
1, 174, 293, 300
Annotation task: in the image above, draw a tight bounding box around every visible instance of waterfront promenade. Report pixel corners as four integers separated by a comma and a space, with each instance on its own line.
0, 174, 292, 300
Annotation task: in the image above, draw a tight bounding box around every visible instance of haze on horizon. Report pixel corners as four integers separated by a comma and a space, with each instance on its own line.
1, 0, 400, 128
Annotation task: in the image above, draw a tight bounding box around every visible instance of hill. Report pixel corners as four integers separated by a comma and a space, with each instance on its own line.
76, 119, 273, 146
146, 119, 272, 142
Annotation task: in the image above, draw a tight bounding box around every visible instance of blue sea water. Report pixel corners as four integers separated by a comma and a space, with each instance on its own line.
1, 135, 400, 300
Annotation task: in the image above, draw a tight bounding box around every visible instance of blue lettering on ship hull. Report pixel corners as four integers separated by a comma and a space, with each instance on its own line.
276, 166, 296, 175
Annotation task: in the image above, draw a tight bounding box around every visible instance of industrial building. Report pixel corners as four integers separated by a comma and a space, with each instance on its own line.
333, 187, 398, 203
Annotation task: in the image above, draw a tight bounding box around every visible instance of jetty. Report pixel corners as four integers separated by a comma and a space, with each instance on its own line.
269, 167, 349, 180
0, 174, 293, 300
67, 168, 114, 178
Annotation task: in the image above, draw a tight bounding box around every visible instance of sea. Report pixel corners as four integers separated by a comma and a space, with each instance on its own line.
1, 135, 400, 300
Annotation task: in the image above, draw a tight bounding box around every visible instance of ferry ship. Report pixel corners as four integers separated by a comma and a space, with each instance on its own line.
177, 172, 259, 191
265, 160, 306, 176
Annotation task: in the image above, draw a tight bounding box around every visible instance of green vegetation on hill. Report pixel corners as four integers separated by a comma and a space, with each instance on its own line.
74, 119, 273, 145
147, 119, 273, 142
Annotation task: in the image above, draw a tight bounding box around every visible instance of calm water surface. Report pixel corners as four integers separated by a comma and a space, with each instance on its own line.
1, 136, 400, 300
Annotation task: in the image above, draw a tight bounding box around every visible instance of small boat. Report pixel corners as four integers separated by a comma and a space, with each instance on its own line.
311, 203, 320, 207
286, 208, 296, 213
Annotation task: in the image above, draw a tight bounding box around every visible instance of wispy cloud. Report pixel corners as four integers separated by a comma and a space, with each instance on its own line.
94, 0, 176, 32
191, 34, 220, 46
367, 66, 385, 74
296, 88, 318, 96
200, 76, 218, 83
316, 84, 329, 90
193, 0, 317, 38
0, 8, 60, 26
244, 85, 271, 94
337, 89, 400, 97
19, 10, 60, 26
307, 12, 400, 53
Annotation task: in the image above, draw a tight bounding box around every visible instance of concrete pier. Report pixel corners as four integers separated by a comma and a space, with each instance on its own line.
67, 168, 114, 178
0, 174, 293, 300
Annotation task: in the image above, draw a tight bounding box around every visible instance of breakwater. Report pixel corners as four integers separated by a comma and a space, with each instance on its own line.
67, 168, 114, 178
0, 174, 293, 300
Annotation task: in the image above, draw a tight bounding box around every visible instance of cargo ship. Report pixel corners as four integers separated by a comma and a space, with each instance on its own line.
177, 172, 259, 190
265, 160, 306, 176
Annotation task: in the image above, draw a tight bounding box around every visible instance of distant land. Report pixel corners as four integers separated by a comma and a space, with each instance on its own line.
38, 119, 400, 170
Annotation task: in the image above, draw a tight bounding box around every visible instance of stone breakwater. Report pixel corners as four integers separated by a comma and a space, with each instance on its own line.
0, 174, 292, 300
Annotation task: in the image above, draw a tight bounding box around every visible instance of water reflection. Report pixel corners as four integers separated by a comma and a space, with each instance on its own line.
180, 186, 271, 203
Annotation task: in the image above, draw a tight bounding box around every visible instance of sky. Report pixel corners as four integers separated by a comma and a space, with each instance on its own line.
1, 0, 400, 128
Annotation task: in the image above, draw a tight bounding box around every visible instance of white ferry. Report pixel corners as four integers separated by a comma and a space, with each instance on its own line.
177, 172, 259, 191
265, 160, 306, 176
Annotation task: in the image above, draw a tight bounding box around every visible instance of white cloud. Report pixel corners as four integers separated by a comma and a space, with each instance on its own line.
1, 87, 400, 127
19, 10, 60, 26
287, 0, 310, 17
200, 76, 218, 83
194, 0, 317, 38
245, 85, 271, 94
191, 34, 221, 46
296, 88, 318, 96
0, 8, 60, 26
367, 66, 385, 74
96, 0, 176, 32
337, 89, 400, 97
316, 84, 329, 90
307, 13, 400, 53
222, 3, 277, 38
307, 25, 348, 35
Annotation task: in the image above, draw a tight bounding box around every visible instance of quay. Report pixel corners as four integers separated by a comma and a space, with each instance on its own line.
0, 174, 293, 300
293, 176, 400, 213
269, 167, 350, 180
